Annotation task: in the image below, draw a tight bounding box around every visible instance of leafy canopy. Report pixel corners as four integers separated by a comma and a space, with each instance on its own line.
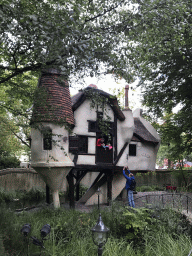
126, 0, 192, 157
0, 0, 136, 154
0, 0, 135, 86
128, 0, 192, 117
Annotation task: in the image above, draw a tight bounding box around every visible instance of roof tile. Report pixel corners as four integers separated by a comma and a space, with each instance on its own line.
31, 70, 74, 125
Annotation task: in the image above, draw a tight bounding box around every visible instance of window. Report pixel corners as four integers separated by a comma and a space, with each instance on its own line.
69, 136, 88, 154
78, 136, 88, 153
129, 144, 136, 156
69, 136, 79, 153
43, 128, 52, 150
88, 121, 97, 132
88, 120, 114, 135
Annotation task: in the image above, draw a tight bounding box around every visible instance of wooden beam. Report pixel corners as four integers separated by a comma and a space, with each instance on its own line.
114, 142, 128, 166
78, 173, 107, 203
107, 172, 113, 205
46, 185, 50, 204
67, 172, 75, 208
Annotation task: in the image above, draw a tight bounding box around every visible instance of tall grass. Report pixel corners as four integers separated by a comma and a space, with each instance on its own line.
1, 201, 192, 255
143, 229, 192, 256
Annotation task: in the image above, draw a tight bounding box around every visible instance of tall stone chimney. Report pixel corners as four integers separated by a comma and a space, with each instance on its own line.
125, 84, 129, 109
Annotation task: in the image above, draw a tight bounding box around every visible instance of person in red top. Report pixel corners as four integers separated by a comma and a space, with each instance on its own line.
96, 138, 105, 148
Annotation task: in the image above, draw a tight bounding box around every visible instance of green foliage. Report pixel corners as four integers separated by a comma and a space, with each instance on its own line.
0, 188, 17, 203
0, 201, 192, 255
0, 113, 25, 158
0, 187, 45, 204
171, 169, 192, 189
126, 0, 192, 157
100, 202, 153, 244
143, 231, 192, 256
0, 155, 20, 169
157, 113, 191, 166
1, 0, 134, 86
136, 185, 163, 192
121, 208, 152, 240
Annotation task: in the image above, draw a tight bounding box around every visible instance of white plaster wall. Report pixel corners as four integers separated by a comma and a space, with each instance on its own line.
73, 99, 114, 136
88, 137, 96, 154
31, 123, 73, 167
116, 109, 134, 167
128, 142, 158, 171
129, 108, 161, 171
72, 99, 115, 165
76, 155, 95, 165
98, 104, 114, 121
73, 100, 96, 136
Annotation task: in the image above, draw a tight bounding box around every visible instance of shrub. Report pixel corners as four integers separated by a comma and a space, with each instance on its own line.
0, 188, 17, 203
149, 205, 192, 239
0, 156, 20, 169
100, 202, 154, 245
1, 200, 192, 255
137, 185, 154, 192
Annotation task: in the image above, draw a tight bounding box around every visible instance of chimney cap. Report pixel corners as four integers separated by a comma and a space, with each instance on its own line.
88, 84, 98, 89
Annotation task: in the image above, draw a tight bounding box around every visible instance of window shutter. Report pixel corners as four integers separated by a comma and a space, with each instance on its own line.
69, 136, 79, 153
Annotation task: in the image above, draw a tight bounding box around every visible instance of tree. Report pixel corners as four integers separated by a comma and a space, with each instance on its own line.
126, 0, 192, 136
0, 70, 37, 158
156, 112, 191, 163
0, 0, 138, 153
155, 112, 192, 187
0, 0, 135, 87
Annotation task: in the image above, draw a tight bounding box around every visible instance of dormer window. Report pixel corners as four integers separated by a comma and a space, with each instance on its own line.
42, 128, 52, 150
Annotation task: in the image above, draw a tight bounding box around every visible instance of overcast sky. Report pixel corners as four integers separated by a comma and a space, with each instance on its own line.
70, 74, 143, 110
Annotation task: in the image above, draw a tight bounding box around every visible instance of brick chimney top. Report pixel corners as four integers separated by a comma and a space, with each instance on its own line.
125, 85, 129, 109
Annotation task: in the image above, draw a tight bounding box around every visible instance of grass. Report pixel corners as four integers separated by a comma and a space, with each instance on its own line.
1, 200, 192, 256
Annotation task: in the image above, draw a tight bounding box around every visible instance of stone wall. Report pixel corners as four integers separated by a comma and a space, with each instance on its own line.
0, 168, 45, 191
0, 168, 69, 192
1, 168, 192, 192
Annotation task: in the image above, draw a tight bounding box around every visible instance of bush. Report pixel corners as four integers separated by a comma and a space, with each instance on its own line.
148, 205, 192, 239
136, 185, 164, 192
137, 185, 154, 192
0, 188, 45, 205
0, 156, 20, 169
1, 201, 192, 255
100, 202, 154, 245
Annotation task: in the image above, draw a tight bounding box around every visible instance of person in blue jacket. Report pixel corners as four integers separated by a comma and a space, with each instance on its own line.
123, 166, 135, 208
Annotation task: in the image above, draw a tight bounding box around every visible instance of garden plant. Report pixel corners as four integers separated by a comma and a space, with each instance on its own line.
0, 199, 192, 256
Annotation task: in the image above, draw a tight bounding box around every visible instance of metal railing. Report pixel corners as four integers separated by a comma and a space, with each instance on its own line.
134, 193, 192, 214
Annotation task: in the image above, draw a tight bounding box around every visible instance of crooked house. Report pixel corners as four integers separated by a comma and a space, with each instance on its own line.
30, 69, 160, 208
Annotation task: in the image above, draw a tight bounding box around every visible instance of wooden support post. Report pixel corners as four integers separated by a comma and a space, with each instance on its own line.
68, 172, 75, 209
76, 171, 80, 201
46, 185, 50, 204
107, 172, 113, 206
